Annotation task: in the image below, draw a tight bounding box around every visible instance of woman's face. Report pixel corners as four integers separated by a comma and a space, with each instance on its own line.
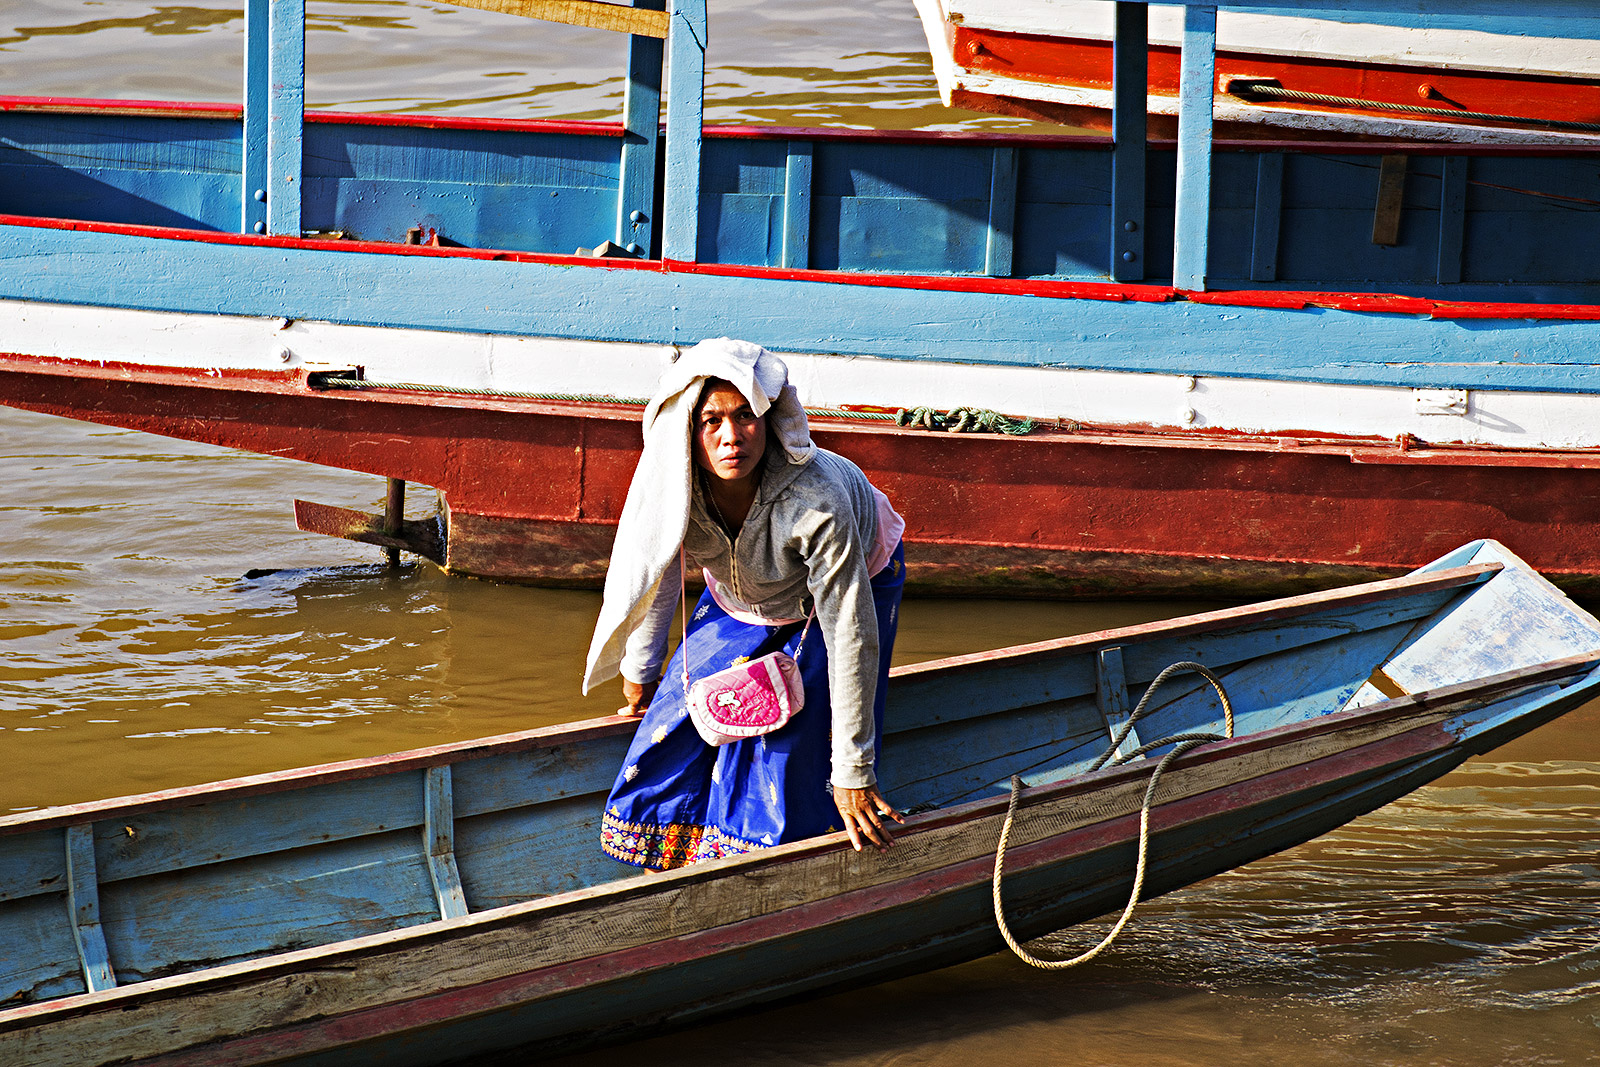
693, 380, 767, 483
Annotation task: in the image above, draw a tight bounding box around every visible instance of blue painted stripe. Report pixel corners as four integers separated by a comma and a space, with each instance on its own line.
7, 225, 1600, 393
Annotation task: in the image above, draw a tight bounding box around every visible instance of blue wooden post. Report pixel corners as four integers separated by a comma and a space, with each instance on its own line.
616, 0, 665, 256
1251, 152, 1284, 282
242, 0, 304, 237
1172, 3, 1216, 291
984, 146, 1017, 278
1110, 1, 1147, 281
1437, 156, 1468, 285
65, 824, 116, 993
662, 0, 707, 262
781, 142, 813, 269
241, 0, 268, 235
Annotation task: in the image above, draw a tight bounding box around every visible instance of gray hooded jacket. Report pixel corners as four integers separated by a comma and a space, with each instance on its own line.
620, 447, 887, 789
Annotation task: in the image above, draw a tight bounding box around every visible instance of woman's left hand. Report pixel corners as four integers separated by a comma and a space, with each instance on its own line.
833, 785, 904, 853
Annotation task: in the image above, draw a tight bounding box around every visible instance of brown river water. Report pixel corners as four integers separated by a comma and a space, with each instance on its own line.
3, 3, 1599, 1064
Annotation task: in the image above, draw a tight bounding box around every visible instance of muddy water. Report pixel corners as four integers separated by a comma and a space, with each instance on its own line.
3, 4, 1598, 1064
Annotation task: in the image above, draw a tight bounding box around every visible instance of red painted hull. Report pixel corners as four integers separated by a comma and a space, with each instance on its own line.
940, 24, 1600, 141
7, 354, 1600, 598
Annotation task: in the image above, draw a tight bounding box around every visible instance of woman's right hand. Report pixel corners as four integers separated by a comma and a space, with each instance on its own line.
619, 678, 658, 718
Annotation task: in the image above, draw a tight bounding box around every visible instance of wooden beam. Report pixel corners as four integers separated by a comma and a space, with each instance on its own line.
64, 824, 116, 993
781, 142, 813, 270
268, 0, 304, 238
1095, 646, 1140, 757
985, 146, 1017, 278
1251, 152, 1283, 282
1110, 1, 1148, 281
441, 0, 669, 38
661, 0, 707, 262
1172, 4, 1216, 291
1372, 154, 1408, 246
1437, 156, 1467, 284
614, 0, 665, 254
425, 767, 470, 920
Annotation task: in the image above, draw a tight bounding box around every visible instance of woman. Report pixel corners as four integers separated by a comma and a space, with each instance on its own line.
582, 337, 906, 870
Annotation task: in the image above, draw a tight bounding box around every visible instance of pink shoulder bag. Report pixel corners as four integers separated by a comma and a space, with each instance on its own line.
680, 554, 814, 747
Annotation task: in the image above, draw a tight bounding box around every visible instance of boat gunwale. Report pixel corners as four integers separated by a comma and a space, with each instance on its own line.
0, 560, 1509, 836
9, 94, 1600, 158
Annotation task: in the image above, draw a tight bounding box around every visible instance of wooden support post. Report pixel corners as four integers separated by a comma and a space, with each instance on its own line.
1172, 4, 1216, 291
424, 766, 470, 920
1096, 646, 1139, 758
781, 142, 813, 270
384, 478, 406, 569
1251, 152, 1284, 282
985, 146, 1017, 278
1372, 154, 1408, 247
661, 0, 707, 262
241, 0, 268, 235
615, 0, 664, 256
65, 824, 116, 993
242, 0, 304, 237
1110, 1, 1148, 281
1437, 156, 1467, 284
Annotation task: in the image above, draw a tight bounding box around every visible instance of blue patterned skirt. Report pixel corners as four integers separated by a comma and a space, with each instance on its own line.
600, 543, 905, 870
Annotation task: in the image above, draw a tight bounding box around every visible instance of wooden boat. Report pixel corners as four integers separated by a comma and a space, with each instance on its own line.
3, 538, 1598, 1065
914, 0, 1600, 143
5, 0, 1600, 597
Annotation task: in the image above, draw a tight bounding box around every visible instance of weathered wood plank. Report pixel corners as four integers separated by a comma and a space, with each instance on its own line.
63, 827, 113, 994
424, 767, 469, 921
440, 0, 669, 37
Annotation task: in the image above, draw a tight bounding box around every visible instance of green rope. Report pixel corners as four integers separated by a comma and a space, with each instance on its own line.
316, 377, 1023, 431
895, 406, 1036, 435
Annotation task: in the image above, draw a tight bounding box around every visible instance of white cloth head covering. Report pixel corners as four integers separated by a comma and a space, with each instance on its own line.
582, 338, 813, 693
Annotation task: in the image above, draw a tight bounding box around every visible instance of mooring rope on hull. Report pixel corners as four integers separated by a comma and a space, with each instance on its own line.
992, 661, 1236, 970
1229, 82, 1600, 136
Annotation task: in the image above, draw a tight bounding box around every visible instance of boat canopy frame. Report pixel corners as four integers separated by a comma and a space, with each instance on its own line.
237, 0, 1600, 289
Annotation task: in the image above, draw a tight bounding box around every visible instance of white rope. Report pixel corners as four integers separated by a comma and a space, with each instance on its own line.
991, 661, 1235, 970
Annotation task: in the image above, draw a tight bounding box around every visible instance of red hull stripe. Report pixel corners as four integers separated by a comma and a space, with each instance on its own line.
951, 28, 1600, 130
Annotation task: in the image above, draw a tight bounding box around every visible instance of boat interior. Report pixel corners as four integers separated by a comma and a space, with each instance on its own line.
4, 540, 1599, 1010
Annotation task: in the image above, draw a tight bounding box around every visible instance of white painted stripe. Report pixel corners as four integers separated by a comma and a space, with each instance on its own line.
8, 298, 1600, 451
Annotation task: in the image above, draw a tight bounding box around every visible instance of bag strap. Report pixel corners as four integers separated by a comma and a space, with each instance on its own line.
678, 547, 814, 691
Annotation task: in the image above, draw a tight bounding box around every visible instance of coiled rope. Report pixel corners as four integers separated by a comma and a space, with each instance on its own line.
1231, 83, 1600, 136
992, 661, 1235, 970
895, 406, 1036, 435
316, 377, 1035, 433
